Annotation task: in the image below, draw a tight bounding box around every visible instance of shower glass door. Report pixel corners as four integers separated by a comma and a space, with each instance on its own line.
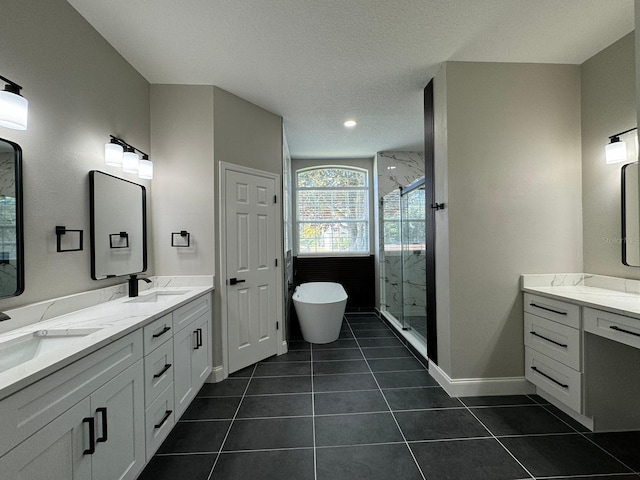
380, 189, 403, 326
400, 179, 427, 342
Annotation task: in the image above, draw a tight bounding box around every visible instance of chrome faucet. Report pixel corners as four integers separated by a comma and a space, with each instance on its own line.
128, 274, 152, 297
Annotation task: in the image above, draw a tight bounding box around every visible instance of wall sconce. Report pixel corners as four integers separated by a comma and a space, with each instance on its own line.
606, 127, 638, 164
105, 135, 152, 179
0, 75, 28, 130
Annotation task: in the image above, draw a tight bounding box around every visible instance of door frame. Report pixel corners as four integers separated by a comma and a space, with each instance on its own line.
218, 161, 286, 377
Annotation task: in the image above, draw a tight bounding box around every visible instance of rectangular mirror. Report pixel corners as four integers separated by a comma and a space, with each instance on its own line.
0, 138, 24, 297
90, 171, 147, 279
622, 161, 639, 266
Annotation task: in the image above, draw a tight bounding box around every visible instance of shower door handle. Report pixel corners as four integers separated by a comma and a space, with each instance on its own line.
229, 278, 246, 286
430, 203, 445, 210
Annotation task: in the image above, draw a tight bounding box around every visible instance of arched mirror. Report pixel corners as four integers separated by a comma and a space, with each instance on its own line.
0, 138, 24, 298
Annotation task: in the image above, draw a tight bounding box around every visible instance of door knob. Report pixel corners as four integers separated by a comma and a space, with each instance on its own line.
229, 278, 246, 285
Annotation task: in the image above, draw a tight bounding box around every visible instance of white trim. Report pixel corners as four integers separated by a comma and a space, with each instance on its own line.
428, 362, 535, 397
206, 365, 226, 383
218, 162, 285, 375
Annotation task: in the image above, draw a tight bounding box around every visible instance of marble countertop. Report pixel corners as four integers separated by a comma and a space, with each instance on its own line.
0, 285, 213, 399
521, 274, 640, 320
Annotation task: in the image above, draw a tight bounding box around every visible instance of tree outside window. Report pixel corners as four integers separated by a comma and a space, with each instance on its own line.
296, 166, 369, 254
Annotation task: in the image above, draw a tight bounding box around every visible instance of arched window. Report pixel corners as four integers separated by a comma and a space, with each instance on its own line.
295, 166, 369, 254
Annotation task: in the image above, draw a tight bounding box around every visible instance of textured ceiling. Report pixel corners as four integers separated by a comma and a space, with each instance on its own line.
66, 0, 634, 159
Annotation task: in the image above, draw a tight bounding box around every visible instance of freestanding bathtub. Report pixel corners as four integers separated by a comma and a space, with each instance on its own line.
292, 282, 348, 344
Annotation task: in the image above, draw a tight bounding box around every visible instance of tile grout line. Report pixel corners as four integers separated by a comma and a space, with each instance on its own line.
535, 400, 640, 476
345, 318, 428, 480
460, 402, 536, 479
311, 338, 318, 480
206, 363, 257, 480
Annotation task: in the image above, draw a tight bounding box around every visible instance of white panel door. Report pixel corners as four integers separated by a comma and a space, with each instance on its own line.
226, 168, 278, 373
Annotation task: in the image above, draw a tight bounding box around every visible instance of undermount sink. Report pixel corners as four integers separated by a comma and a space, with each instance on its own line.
0, 328, 102, 374
126, 290, 192, 303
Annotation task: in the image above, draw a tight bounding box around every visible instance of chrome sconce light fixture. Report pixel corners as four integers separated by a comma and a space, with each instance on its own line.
0, 75, 28, 130
606, 127, 638, 164
105, 135, 152, 180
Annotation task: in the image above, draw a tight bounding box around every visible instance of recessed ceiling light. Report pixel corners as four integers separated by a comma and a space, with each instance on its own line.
343, 120, 357, 128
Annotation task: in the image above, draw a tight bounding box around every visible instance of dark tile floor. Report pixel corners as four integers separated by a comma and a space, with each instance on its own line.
138, 313, 640, 480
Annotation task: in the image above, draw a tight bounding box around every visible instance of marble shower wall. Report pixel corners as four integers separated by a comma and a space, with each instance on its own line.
375, 151, 425, 320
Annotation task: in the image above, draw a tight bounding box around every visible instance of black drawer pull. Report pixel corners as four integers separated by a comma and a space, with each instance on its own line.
152, 326, 171, 338
193, 330, 200, 350
530, 303, 567, 316
610, 325, 640, 337
83, 417, 96, 455
96, 407, 108, 443
530, 331, 568, 348
196, 328, 203, 347
154, 363, 172, 378
530, 366, 568, 389
154, 410, 173, 429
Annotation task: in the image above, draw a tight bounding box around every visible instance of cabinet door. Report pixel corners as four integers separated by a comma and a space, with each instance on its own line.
0, 397, 92, 480
173, 323, 197, 419
91, 360, 145, 480
192, 313, 212, 390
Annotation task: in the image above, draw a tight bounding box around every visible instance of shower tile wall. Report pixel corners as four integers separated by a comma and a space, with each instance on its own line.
376, 151, 424, 320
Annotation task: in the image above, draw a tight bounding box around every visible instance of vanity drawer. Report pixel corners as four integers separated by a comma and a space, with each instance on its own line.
144, 340, 174, 407
525, 313, 581, 370
143, 313, 173, 354
524, 293, 580, 329
584, 307, 640, 350
145, 382, 175, 460
173, 293, 210, 333
525, 347, 582, 413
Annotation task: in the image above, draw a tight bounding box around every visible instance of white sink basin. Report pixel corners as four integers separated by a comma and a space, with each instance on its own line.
0, 328, 102, 374
126, 290, 192, 303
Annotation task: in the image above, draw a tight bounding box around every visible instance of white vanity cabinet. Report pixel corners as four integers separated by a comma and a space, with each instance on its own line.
173, 294, 212, 419
522, 278, 640, 431
524, 293, 583, 412
0, 332, 146, 480
0, 289, 214, 478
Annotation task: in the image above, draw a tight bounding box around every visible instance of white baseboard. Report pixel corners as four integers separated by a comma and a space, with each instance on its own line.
429, 362, 535, 397
206, 365, 226, 383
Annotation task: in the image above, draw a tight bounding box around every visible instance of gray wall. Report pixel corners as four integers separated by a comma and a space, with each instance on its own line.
151, 85, 283, 369
0, 0, 150, 310
213, 87, 283, 367
150, 85, 215, 276
436, 62, 583, 379
582, 33, 638, 278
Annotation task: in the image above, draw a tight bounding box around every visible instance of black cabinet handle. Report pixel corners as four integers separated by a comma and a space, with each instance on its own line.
193, 330, 199, 350
610, 325, 640, 337
83, 417, 96, 455
529, 303, 567, 316
229, 278, 246, 285
530, 366, 568, 389
196, 328, 203, 347
154, 363, 172, 378
530, 331, 568, 348
152, 326, 171, 338
154, 410, 173, 429
96, 407, 108, 443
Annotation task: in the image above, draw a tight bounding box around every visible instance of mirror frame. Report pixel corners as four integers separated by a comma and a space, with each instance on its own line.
621, 161, 639, 267
89, 170, 147, 280
0, 138, 24, 298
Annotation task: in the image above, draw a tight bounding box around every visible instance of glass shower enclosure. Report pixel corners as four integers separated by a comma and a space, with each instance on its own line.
380, 177, 427, 346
